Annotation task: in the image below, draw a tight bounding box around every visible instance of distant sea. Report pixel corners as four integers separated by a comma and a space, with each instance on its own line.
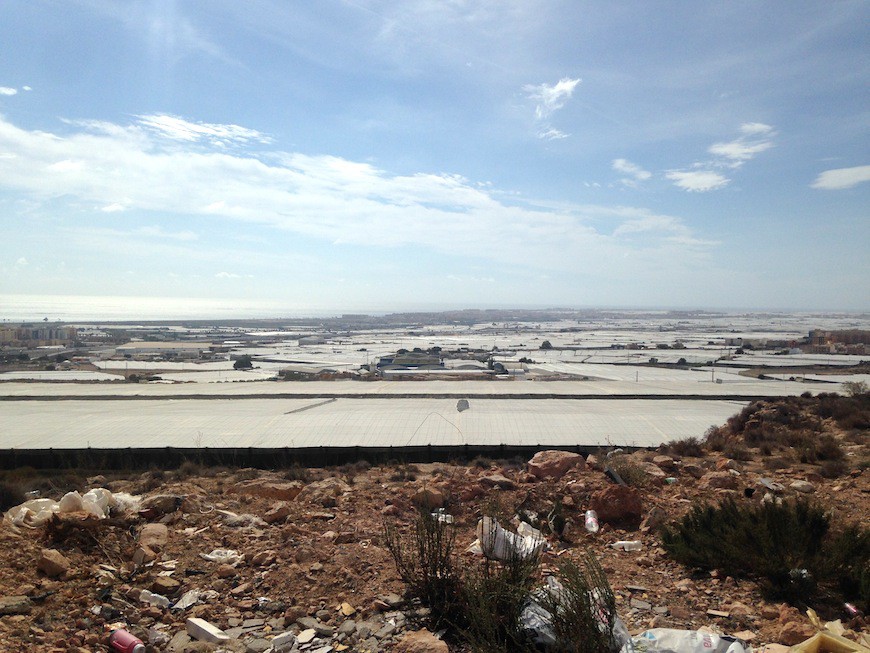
0, 294, 336, 322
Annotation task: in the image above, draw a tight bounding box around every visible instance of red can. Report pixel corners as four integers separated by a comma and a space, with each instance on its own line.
108, 628, 146, 653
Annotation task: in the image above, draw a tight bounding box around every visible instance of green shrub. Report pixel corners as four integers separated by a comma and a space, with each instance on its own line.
662, 497, 870, 610
607, 455, 648, 487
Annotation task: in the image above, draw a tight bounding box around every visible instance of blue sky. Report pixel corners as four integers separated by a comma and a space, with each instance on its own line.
1, 0, 868, 313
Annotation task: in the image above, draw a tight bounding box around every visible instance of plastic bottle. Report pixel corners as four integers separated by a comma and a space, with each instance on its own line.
584, 509, 599, 533
108, 628, 146, 653
610, 540, 642, 551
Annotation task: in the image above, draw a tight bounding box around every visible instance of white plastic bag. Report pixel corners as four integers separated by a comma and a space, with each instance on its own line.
474, 516, 547, 561
620, 629, 751, 653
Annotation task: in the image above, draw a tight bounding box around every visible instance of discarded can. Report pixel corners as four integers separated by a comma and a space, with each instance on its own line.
584, 510, 599, 533
108, 628, 145, 653
664, 477, 677, 484
610, 540, 642, 551
844, 602, 858, 617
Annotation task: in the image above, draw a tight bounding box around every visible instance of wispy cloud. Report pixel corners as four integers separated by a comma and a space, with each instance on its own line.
613, 158, 651, 186
810, 165, 870, 190
137, 114, 272, 146
524, 77, 580, 140
665, 170, 730, 192
0, 87, 17, 96
0, 114, 714, 279
663, 123, 775, 192
708, 122, 775, 167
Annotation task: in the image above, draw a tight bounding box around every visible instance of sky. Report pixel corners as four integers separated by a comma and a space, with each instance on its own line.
1, 0, 868, 315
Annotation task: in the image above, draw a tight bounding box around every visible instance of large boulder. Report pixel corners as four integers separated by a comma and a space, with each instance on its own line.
528, 450, 586, 480
699, 471, 738, 490
589, 486, 643, 527
229, 480, 304, 502
295, 478, 351, 508
411, 487, 445, 510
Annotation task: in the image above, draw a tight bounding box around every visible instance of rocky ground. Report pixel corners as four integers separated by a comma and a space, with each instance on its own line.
0, 399, 867, 653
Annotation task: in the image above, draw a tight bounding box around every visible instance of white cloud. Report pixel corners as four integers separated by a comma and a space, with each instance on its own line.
101, 203, 127, 212
0, 87, 17, 96
136, 114, 272, 146
665, 170, 730, 192
22, 86, 32, 92
613, 158, 651, 186
215, 271, 241, 279
0, 114, 714, 277
16, 257, 28, 266
524, 77, 580, 140
708, 122, 775, 167
538, 128, 569, 140
811, 165, 870, 190
524, 77, 581, 119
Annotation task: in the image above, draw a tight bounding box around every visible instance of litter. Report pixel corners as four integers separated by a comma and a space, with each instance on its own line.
139, 589, 170, 609
173, 589, 201, 610
199, 549, 243, 565
585, 509, 600, 533
610, 541, 642, 551
432, 508, 454, 524
471, 516, 548, 561
619, 629, 751, 653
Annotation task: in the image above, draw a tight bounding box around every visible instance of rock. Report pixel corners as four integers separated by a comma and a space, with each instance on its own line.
586, 454, 602, 470
139, 494, 183, 517
528, 450, 585, 480
699, 471, 738, 490
187, 617, 230, 643
589, 485, 643, 527
297, 628, 316, 644
247, 638, 272, 653
682, 463, 706, 479
733, 631, 756, 643
0, 595, 31, 615
297, 616, 334, 637
728, 602, 753, 617
250, 550, 276, 566
411, 487, 444, 510
37, 549, 70, 577
395, 628, 449, 653
670, 605, 692, 619
139, 523, 168, 551
270, 631, 297, 651
716, 458, 741, 471
338, 620, 356, 635
263, 502, 292, 524
152, 576, 181, 595
653, 455, 676, 471
789, 480, 816, 494
296, 478, 352, 508
217, 564, 237, 578
778, 621, 815, 645
640, 462, 667, 481
339, 602, 356, 616
230, 480, 304, 501
639, 506, 668, 532
166, 630, 191, 652
760, 604, 779, 620
478, 474, 517, 490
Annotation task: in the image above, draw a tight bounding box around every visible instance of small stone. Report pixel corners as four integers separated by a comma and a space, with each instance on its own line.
139, 523, 169, 551
728, 602, 753, 616
0, 595, 32, 615
699, 471, 738, 490
789, 480, 815, 494
778, 621, 815, 646
733, 631, 756, 642
707, 609, 730, 618
216, 564, 237, 578
151, 576, 181, 595
251, 550, 276, 566
478, 474, 517, 490
394, 628, 449, 653
375, 622, 397, 639
297, 628, 316, 644
338, 620, 356, 635
246, 638, 272, 653
631, 598, 652, 610
37, 549, 70, 578
411, 487, 444, 509
263, 502, 291, 524
339, 602, 356, 616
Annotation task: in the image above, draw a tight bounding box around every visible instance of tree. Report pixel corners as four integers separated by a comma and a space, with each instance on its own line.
843, 380, 868, 397
540, 340, 553, 350
233, 355, 253, 370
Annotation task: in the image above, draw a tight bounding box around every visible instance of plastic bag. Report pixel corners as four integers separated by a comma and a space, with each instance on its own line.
474, 516, 547, 561
620, 629, 751, 653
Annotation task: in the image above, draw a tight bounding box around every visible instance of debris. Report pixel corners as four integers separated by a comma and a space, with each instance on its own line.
620, 628, 751, 653
186, 617, 230, 643
108, 627, 146, 653
585, 509, 600, 533
472, 516, 547, 561
200, 548, 244, 565
611, 541, 642, 552
172, 589, 201, 610
139, 589, 170, 609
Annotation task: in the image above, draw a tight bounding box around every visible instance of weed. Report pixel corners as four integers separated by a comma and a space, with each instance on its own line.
662, 497, 869, 611
383, 510, 463, 629
664, 436, 704, 457
723, 444, 753, 462
606, 455, 648, 487
282, 464, 310, 482
0, 481, 24, 511
818, 459, 850, 479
